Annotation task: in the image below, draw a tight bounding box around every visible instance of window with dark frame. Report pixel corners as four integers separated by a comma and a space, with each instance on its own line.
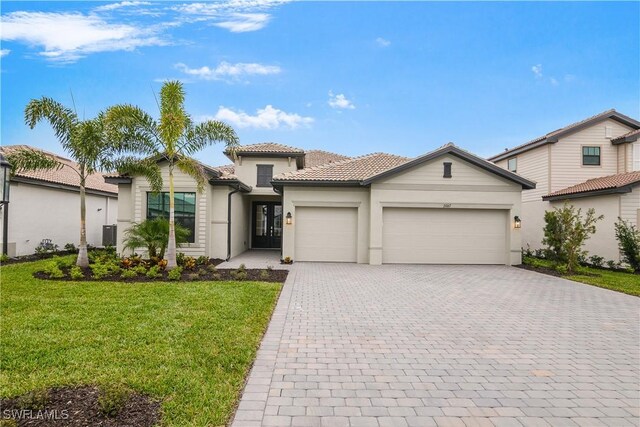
443, 162, 452, 178
146, 192, 196, 243
507, 157, 517, 173
582, 146, 601, 166
257, 164, 274, 187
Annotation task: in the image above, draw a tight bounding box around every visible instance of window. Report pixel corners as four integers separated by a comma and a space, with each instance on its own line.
147, 192, 196, 243
256, 165, 274, 187
507, 157, 517, 173
633, 143, 640, 172
443, 162, 452, 178
582, 146, 601, 166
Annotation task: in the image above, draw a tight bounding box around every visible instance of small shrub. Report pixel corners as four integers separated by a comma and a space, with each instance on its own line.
196, 255, 209, 265
98, 384, 131, 418
70, 266, 85, 280
211, 273, 221, 280
0, 253, 8, 263
197, 268, 208, 277
121, 255, 142, 269
53, 256, 74, 269
156, 259, 168, 270
133, 265, 147, 275
43, 261, 64, 279
266, 264, 274, 271
588, 255, 605, 268
259, 270, 270, 281
17, 388, 49, 410
522, 245, 534, 258
90, 263, 111, 280
282, 256, 293, 264
207, 264, 218, 273
176, 252, 186, 266
187, 273, 199, 281
606, 260, 618, 270
554, 264, 568, 275
0, 419, 18, 427
533, 248, 545, 259
35, 239, 58, 257
231, 270, 248, 281
614, 218, 640, 272
238, 263, 247, 272
168, 266, 183, 281
121, 269, 137, 279
64, 243, 77, 252
146, 265, 161, 279
183, 256, 196, 270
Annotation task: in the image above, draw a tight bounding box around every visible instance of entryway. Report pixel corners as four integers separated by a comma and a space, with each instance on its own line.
251, 202, 282, 249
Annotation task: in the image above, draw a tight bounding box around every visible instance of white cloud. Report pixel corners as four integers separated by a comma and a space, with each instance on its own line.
375, 37, 390, 47
93, 1, 151, 12
0, 11, 166, 62
550, 77, 559, 86
0, 49, 10, 57
328, 91, 355, 110
175, 61, 280, 81
212, 105, 313, 129
214, 13, 270, 32
532, 64, 543, 78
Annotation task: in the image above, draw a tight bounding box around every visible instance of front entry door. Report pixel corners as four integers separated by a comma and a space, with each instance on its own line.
252, 202, 283, 249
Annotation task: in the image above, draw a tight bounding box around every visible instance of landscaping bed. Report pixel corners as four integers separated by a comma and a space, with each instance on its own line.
1, 258, 282, 425
0, 385, 160, 427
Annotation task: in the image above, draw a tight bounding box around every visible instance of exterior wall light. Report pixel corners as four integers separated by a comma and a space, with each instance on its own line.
514, 216, 521, 229
286, 212, 292, 225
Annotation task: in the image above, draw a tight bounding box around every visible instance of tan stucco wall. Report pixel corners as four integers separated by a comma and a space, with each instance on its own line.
233, 157, 296, 196
3, 181, 117, 257
370, 155, 524, 265
281, 187, 371, 264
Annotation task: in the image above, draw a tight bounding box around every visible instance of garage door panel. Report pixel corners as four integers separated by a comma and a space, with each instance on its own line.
383, 208, 506, 264
295, 207, 357, 262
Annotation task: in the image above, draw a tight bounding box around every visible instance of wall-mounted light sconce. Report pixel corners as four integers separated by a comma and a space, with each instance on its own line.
286, 212, 292, 225
514, 215, 521, 229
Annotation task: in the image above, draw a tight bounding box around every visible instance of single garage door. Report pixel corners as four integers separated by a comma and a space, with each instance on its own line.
295, 207, 358, 262
383, 208, 507, 264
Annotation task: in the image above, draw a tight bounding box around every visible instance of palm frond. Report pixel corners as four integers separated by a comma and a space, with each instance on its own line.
104, 104, 160, 155
71, 117, 108, 175
114, 156, 163, 193
5, 148, 64, 176
158, 81, 187, 152
175, 156, 207, 193
24, 97, 77, 147
181, 119, 240, 156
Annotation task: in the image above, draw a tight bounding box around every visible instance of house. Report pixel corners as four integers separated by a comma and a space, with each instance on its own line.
108, 142, 535, 265
489, 110, 640, 262
0, 145, 118, 257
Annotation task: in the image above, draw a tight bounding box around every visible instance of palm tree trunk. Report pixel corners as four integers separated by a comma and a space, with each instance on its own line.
166, 164, 177, 269
77, 174, 89, 267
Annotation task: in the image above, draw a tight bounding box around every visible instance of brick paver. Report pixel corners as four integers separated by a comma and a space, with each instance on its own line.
232, 264, 640, 427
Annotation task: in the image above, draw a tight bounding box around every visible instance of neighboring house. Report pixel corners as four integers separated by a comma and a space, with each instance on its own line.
108, 142, 534, 265
489, 110, 640, 262
0, 145, 118, 257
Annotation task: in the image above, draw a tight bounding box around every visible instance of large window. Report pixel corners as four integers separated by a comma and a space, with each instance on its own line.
582, 146, 601, 166
147, 192, 196, 243
507, 157, 517, 173
633, 143, 640, 172
256, 165, 274, 187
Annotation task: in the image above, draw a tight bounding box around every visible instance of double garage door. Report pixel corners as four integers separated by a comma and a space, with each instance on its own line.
294, 206, 507, 264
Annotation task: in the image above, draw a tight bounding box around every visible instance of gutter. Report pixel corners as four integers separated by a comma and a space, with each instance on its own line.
226, 184, 241, 261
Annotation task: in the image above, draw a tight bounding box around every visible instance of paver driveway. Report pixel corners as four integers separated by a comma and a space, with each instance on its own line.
232, 264, 639, 427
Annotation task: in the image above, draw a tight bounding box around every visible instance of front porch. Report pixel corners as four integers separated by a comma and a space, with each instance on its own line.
217, 249, 290, 270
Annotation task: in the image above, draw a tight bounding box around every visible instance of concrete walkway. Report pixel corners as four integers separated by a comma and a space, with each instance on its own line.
217, 249, 289, 270
232, 264, 640, 427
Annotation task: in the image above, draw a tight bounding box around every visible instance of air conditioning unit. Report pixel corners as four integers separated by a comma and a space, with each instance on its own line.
102, 225, 117, 247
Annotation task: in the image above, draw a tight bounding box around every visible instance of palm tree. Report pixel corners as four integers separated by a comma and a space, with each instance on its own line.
7, 99, 117, 267
122, 218, 190, 259
105, 81, 239, 269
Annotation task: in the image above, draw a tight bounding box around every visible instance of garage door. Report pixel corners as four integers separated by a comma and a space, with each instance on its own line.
295, 207, 358, 262
383, 208, 507, 264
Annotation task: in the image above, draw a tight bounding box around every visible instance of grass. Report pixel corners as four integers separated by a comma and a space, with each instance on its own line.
0, 256, 281, 426
523, 256, 640, 297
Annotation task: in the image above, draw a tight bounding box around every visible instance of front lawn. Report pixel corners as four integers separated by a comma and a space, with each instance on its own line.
0, 257, 281, 425
522, 256, 640, 296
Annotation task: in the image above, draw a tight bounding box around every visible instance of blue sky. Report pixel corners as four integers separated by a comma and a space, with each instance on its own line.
1, 1, 639, 167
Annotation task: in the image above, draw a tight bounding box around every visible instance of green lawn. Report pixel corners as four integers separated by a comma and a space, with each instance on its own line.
523, 256, 640, 297
0, 257, 281, 426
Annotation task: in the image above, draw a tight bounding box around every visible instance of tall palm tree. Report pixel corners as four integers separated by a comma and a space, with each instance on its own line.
105, 81, 239, 269
7, 99, 117, 267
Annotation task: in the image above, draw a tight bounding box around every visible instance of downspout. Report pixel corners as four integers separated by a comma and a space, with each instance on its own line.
226, 185, 241, 261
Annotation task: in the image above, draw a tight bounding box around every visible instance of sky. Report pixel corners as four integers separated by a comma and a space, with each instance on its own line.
1, 1, 639, 168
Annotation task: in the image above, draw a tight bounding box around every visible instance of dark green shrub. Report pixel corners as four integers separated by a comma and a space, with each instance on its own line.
98, 384, 131, 417
70, 266, 84, 280
43, 262, 64, 279
196, 255, 208, 265
588, 255, 604, 268
17, 388, 49, 410
614, 218, 640, 272
64, 243, 77, 252
606, 260, 618, 270
123, 218, 190, 259
168, 266, 183, 281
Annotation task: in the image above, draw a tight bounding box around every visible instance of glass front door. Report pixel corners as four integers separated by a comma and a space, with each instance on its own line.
252, 202, 282, 249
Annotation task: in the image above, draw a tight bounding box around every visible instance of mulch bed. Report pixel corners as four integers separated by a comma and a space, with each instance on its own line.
1, 251, 78, 266
0, 386, 160, 427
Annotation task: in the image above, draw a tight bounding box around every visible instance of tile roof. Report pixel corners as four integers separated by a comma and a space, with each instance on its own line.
273, 152, 411, 182
1, 145, 117, 194
488, 109, 640, 161
304, 150, 350, 168
543, 171, 640, 200
231, 142, 304, 155
611, 128, 640, 143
